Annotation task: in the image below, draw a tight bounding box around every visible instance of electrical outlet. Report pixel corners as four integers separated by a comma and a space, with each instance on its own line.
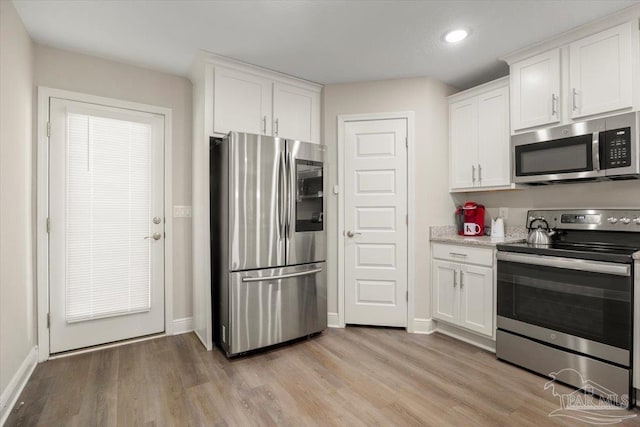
499, 207, 509, 219
173, 205, 192, 218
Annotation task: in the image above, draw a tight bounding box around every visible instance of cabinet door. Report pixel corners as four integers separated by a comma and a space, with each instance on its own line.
458, 264, 493, 337
477, 86, 511, 188
450, 98, 478, 189
213, 67, 272, 135
569, 22, 632, 119
510, 49, 560, 131
273, 82, 320, 143
431, 260, 459, 324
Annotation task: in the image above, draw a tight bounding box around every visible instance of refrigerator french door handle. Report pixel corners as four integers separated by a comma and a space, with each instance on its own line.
277, 151, 285, 237
242, 267, 323, 282
286, 150, 294, 239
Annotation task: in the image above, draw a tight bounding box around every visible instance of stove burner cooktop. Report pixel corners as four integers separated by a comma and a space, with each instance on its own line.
497, 209, 640, 264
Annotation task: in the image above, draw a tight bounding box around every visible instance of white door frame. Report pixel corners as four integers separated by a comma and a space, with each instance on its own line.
36, 87, 173, 361
336, 112, 416, 331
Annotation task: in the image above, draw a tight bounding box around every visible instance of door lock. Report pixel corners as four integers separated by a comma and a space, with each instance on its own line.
153, 216, 162, 224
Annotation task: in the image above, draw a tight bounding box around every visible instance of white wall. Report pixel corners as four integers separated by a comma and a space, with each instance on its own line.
323, 77, 456, 322
34, 45, 194, 320
0, 0, 35, 403
455, 180, 640, 229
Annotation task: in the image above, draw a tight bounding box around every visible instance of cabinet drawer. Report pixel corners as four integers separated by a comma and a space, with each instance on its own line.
432, 243, 493, 267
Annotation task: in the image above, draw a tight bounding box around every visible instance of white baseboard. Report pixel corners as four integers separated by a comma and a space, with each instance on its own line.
327, 312, 343, 328
410, 318, 435, 334
0, 346, 38, 425
434, 322, 496, 353
172, 317, 194, 335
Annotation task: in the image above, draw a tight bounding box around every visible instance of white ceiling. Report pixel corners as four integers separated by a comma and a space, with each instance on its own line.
13, 0, 640, 90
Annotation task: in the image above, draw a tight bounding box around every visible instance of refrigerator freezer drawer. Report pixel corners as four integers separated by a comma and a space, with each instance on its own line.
223, 262, 327, 356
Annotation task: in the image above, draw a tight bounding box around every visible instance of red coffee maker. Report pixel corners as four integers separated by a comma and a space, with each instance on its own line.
461, 202, 485, 236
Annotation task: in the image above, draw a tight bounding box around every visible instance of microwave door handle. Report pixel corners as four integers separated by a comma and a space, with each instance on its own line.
593, 132, 600, 172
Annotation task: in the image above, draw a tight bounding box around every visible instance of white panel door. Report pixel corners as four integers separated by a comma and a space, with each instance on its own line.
273, 82, 320, 143
450, 98, 478, 189
510, 49, 561, 131
431, 260, 458, 324
213, 66, 272, 135
344, 118, 407, 327
569, 22, 632, 119
49, 98, 165, 353
477, 86, 511, 188
458, 264, 493, 337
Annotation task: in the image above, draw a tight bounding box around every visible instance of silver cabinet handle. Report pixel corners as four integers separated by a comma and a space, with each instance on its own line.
460, 270, 464, 289
551, 93, 558, 117
572, 88, 578, 112
346, 230, 362, 238
471, 165, 476, 183
242, 267, 322, 282
274, 118, 279, 136
478, 164, 482, 182
449, 252, 468, 257
453, 270, 457, 287
262, 116, 267, 134
144, 232, 162, 240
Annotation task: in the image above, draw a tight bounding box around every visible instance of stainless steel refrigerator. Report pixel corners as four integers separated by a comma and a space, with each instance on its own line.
210, 132, 327, 356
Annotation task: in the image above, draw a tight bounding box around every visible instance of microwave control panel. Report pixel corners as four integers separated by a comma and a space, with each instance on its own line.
602, 127, 631, 169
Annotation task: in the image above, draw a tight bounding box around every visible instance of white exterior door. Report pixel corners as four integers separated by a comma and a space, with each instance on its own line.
49, 98, 165, 353
344, 118, 408, 327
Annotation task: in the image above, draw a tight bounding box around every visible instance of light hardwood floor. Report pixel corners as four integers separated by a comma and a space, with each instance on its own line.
6, 327, 640, 426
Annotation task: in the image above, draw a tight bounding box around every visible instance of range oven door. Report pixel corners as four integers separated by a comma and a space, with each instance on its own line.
497, 251, 632, 366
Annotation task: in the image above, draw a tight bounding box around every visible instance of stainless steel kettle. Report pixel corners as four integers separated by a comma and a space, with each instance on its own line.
526, 218, 556, 245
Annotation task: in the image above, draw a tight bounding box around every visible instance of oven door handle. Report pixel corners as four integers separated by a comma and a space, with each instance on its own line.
497, 252, 630, 276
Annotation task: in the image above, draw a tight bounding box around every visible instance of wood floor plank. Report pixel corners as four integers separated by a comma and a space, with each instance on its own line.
6, 328, 640, 426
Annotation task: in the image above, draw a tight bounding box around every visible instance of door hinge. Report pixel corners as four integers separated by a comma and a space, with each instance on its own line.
406, 214, 408, 225
405, 137, 408, 148
47, 313, 51, 328
46, 217, 50, 233
406, 291, 408, 302
46, 122, 51, 138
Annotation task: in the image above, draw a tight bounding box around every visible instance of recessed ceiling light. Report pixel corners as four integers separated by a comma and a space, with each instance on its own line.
444, 29, 469, 43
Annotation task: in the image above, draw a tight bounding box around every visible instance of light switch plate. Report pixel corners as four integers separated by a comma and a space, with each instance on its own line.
173, 205, 192, 218
499, 207, 509, 219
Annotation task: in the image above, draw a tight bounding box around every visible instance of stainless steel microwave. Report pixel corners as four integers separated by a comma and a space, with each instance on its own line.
512, 112, 640, 184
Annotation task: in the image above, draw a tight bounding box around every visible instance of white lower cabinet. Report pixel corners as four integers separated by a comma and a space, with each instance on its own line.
431, 243, 494, 338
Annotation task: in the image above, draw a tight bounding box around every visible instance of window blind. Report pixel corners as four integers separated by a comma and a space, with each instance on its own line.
65, 112, 152, 323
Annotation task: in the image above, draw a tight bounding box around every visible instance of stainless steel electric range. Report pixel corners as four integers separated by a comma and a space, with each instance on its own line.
496, 209, 640, 407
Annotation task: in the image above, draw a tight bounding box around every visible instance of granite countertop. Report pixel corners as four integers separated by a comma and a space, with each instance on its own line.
430, 225, 527, 248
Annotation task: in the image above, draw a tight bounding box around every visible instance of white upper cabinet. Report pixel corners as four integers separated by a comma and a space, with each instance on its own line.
210, 62, 321, 144
477, 86, 511, 188
505, 19, 638, 133
449, 77, 513, 192
273, 82, 320, 143
569, 22, 632, 119
450, 97, 478, 189
213, 67, 272, 136
510, 49, 561, 131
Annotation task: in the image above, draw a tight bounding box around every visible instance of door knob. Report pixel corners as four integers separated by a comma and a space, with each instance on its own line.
144, 232, 162, 240
346, 230, 362, 238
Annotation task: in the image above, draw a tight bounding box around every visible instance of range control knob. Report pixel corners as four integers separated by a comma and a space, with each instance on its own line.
620, 217, 631, 225
634, 217, 640, 225
608, 217, 619, 224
